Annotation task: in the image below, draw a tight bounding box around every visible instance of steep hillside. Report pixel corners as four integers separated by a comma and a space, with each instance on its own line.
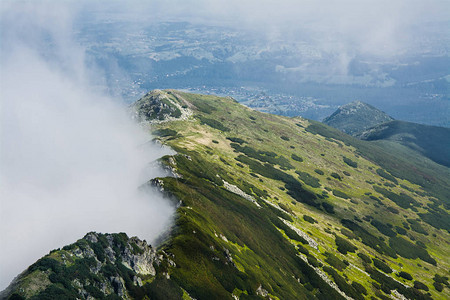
357, 120, 450, 168
147, 90, 450, 299
4, 90, 450, 300
323, 101, 394, 136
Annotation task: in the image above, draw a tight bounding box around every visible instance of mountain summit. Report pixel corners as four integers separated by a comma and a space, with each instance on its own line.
323, 101, 393, 136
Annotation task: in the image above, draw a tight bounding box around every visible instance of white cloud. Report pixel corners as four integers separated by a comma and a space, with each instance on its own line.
0, 2, 175, 290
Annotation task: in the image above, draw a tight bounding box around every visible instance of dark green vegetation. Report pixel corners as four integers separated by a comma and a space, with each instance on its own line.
323, 266, 364, 300
234, 155, 321, 209
314, 169, 324, 175
370, 219, 396, 237
291, 153, 304, 162
343, 156, 358, 168
433, 274, 449, 293
365, 265, 433, 300
341, 219, 396, 257
397, 271, 413, 280
303, 215, 317, 224
296, 171, 321, 188
332, 189, 350, 199
197, 115, 230, 132
158, 156, 342, 299
334, 235, 357, 254
372, 258, 392, 273
6, 90, 449, 300
376, 168, 398, 184
226, 137, 246, 144
389, 236, 436, 265
407, 219, 429, 235
373, 186, 418, 209
414, 280, 429, 291
324, 253, 348, 271
230, 143, 293, 169
357, 252, 372, 264
330, 172, 342, 180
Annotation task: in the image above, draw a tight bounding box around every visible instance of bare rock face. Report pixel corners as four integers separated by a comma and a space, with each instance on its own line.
120, 237, 156, 276
110, 275, 127, 298
256, 284, 269, 297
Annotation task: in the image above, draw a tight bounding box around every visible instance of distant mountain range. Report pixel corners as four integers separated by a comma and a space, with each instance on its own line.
79, 20, 450, 127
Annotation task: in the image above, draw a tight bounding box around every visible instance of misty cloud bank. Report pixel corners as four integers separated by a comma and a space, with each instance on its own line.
0, 2, 175, 290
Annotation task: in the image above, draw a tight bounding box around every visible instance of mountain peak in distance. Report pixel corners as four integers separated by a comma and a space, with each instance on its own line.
323, 100, 394, 136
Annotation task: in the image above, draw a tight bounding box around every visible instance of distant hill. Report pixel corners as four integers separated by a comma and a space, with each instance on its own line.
358, 120, 450, 168
323, 101, 394, 136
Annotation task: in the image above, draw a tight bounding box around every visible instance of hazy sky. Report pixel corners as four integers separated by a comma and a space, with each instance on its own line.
82, 0, 449, 55
0, 1, 175, 290
71, 0, 450, 89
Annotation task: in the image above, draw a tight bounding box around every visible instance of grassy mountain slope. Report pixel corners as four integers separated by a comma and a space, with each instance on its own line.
357, 120, 450, 168
4, 90, 450, 300
305, 121, 450, 211
322, 101, 394, 136
149, 90, 449, 299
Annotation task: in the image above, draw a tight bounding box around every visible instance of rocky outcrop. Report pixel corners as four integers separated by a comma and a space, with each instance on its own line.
2, 232, 160, 299
130, 89, 192, 124
222, 180, 261, 207
256, 284, 269, 298
281, 218, 318, 250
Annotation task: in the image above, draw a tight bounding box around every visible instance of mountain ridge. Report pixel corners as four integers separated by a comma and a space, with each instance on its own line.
357, 120, 450, 168
3, 90, 449, 299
